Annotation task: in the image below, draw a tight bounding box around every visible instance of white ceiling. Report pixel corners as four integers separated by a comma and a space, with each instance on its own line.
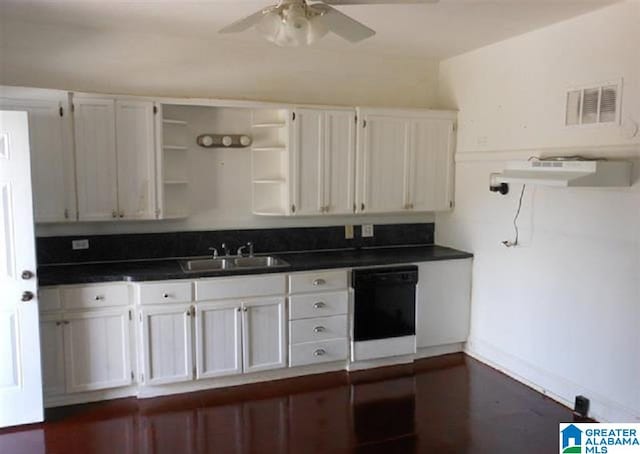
0, 0, 618, 60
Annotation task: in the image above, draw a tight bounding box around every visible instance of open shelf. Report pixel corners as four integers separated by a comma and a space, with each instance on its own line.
163, 145, 188, 151
253, 179, 286, 184
252, 146, 286, 152
252, 122, 286, 129
163, 119, 188, 126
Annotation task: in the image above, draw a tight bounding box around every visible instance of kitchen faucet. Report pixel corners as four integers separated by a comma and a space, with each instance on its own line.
236, 242, 254, 257
208, 247, 218, 259
221, 242, 230, 257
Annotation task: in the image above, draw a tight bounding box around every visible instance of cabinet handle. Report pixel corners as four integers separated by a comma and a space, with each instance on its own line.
64, 209, 69, 219
162, 293, 171, 299
313, 326, 325, 333
313, 302, 326, 309
119, 210, 125, 218
312, 279, 326, 287
237, 307, 242, 312
243, 307, 248, 313
63, 320, 70, 325
94, 295, 104, 301
291, 204, 296, 214
360, 203, 365, 211
55, 321, 62, 327
112, 210, 118, 218
313, 349, 326, 357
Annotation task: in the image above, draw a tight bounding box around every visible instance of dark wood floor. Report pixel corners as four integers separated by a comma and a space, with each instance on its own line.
0, 354, 575, 453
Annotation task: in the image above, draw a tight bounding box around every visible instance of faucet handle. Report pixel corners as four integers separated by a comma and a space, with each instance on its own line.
236, 244, 247, 256
208, 247, 218, 258
246, 241, 254, 256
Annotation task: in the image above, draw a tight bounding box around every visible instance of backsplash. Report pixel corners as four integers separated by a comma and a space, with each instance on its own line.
37, 223, 435, 265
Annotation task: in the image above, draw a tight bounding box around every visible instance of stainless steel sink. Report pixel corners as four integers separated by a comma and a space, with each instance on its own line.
180, 255, 290, 273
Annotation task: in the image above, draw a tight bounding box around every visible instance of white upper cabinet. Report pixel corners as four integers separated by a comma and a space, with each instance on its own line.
356, 108, 457, 214
74, 97, 119, 221
408, 118, 456, 212
115, 100, 157, 220
0, 89, 76, 222
289, 108, 356, 216
356, 111, 409, 214
74, 95, 158, 221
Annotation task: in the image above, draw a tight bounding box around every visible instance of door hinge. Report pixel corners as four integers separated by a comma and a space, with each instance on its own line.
291, 204, 296, 214
59, 106, 64, 117
153, 105, 158, 115
71, 103, 75, 113
292, 111, 296, 121
128, 309, 132, 321
363, 120, 367, 128
355, 115, 358, 124
449, 200, 454, 209
353, 203, 356, 213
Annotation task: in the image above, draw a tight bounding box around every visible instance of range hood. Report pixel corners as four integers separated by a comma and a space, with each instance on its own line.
495, 160, 632, 187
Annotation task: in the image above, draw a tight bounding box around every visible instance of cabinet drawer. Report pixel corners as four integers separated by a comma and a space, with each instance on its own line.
137, 281, 192, 305
289, 270, 348, 294
39, 287, 61, 312
290, 315, 348, 344
195, 274, 285, 301
290, 339, 348, 367
61, 283, 129, 310
289, 291, 348, 320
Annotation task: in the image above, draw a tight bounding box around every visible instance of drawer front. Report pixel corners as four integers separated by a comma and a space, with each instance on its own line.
137, 281, 192, 305
195, 274, 286, 301
290, 315, 348, 344
290, 339, 348, 367
289, 291, 348, 320
61, 284, 129, 310
289, 270, 348, 294
39, 287, 61, 312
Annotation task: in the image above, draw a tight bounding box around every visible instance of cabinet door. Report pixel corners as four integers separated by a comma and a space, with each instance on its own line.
324, 110, 356, 215
141, 305, 193, 385
39, 317, 66, 396
242, 297, 286, 374
115, 100, 157, 220
290, 108, 324, 215
416, 259, 472, 349
0, 97, 76, 222
357, 112, 410, 213
408, 118, 455, 212
195, 301, 243, 379
64, 309, 132, 393
74, 97, 118, 221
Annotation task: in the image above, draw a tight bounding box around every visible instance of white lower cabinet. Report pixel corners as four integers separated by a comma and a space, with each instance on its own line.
39, 316, 66, 396
64, 309, 132, 392
416, 258, 472, 349
140, 304, 194, 385
195, 301, 243, 379
242, 297, 287, 374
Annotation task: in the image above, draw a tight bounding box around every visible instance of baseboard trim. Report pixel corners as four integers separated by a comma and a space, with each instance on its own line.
466, 338, 640, 423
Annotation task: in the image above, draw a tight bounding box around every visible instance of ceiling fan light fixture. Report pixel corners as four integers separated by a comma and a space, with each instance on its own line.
255, 4, 328, 47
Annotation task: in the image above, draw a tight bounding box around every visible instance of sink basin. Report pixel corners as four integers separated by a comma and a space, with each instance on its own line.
180, 256, 290, 273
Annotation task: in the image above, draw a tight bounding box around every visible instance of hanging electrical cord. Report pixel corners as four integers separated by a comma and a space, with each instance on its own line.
502, 184, 526, 248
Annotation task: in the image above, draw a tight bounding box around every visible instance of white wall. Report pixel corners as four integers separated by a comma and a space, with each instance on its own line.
437, 1, 640, 422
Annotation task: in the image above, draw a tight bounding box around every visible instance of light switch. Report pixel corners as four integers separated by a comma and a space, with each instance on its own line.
345, 225, 354, 240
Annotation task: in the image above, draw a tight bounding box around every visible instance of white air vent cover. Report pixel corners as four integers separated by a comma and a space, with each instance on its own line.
565, 80, 621, 127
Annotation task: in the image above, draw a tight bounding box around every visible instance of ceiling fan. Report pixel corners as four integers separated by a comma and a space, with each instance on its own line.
219, 0, 438, 47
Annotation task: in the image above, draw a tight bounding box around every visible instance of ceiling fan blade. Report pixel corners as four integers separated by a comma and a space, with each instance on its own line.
219, 9, 267, 34
320, 0, 438, 4
313, 4, 375, 43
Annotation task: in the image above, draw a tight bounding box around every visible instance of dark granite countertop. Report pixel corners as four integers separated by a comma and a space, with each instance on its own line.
37, 245, 473, 286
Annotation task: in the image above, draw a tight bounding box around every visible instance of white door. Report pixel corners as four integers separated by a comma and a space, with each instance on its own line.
357, 112, 409, 213
0, 96, 76, 223
242, 297, 286, 374
324, 110, 356, 215
0, 111, 44, 427
115, 100, 157, 220
63, 309, 132, 393
416, 259, 472, 349
74, 97, 118, 221
141, 305, 193, 385
39, 317, 66, 396
195, 301, 243, 379
409, 118, 455, 212
290, 108, 324, 215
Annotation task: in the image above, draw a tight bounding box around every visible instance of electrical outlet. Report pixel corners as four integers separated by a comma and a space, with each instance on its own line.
72, 239, 89, 250
574, 395, 590, 418
344, 225, 354, 240
362, 224, 374, 238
